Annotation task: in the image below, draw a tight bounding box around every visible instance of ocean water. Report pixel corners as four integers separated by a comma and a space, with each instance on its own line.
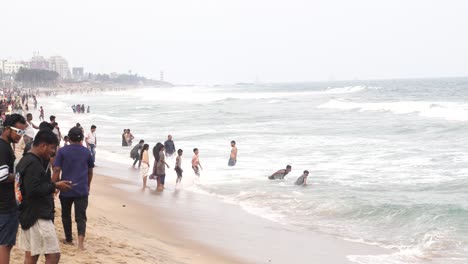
41, 78, 468, 264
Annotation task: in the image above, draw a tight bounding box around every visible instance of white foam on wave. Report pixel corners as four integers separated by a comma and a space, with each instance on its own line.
101, 85, 369, 104
325, 86, 370, 94
318, 99, 468, 121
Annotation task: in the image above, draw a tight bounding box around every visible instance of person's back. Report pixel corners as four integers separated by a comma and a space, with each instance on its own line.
157, 150, 166, 176
53, 128, 94, 250
55, 144, 93, 198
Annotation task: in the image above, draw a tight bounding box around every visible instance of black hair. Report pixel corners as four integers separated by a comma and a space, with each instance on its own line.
140, 144, 149, 160
3, 114, 26, 127
286, 165, 292, 169
153, 142, 164, 162
91, 125, 96, 129
64, 136, 69, 140
304, 170, 309, 174
231, 140, 236, 144
38, 121, 54, 131
76, 123, 81, 127
33, 130, 59, 147
49, 115, 56, 121
193, 148, 198, 153
139, 139, 144, 144
26, 113, 32, 118
177, 149, 183, 155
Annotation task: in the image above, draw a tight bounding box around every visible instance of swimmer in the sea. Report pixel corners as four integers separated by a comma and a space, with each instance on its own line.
268, 165, 292, 180
295, 170, 309, 186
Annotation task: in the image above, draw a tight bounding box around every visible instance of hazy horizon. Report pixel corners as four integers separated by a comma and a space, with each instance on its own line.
1, 0, 467, 84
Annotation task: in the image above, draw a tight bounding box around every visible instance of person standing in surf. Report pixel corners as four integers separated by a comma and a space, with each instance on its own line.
156, 143, 169, 191
175, 149, 183, 184
38, 106, 44, 121
164, 135, 176, 158
192, 148, 203, 176
125, 129, 135, 146
121, 129, 127, 147
85, 125, 97, 163
139, 144, 150, 189
228, 140, 237, 166
268, 165, 292, 180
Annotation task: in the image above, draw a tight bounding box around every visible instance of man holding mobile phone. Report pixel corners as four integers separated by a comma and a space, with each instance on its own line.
52, 127, 94, 251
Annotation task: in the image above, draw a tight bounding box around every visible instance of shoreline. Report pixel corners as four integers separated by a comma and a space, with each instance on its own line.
10, 162, 392, 264
92, 162, 391, 264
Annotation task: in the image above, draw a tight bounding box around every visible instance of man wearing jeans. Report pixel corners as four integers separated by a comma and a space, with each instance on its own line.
85, 125, 96, 163
52, 127, 94, 250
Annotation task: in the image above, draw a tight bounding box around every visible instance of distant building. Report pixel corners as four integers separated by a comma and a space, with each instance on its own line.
72, 67, 84, 80
30, 53, 49, 70
2, 60, 28, 74
0, 60, 5, 74
49, 56, 70, 79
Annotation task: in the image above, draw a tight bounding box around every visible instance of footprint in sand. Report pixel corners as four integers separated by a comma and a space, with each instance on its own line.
95, 248, 111, 254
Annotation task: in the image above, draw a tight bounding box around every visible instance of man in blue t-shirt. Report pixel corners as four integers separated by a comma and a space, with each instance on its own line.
52, 127, 94, 251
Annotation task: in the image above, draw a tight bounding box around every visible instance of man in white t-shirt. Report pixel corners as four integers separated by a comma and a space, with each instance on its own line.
85, 125, 97, 162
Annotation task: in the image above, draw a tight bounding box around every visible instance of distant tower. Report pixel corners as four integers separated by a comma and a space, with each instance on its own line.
160, 71, 164, 81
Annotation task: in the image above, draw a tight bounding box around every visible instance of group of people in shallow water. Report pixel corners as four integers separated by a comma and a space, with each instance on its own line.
127, 135, 233, 190
126, 135, 308, 190
121, 129, 135, 146
268, 165, 310, 186
71, 104, 90, 114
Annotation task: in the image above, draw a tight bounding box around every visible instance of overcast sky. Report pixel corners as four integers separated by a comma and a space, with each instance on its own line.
1, 0, 467, 84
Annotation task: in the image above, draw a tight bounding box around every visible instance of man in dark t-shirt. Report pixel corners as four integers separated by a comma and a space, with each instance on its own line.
0, 114, 26, 263
164, 135, 176, 158
16, 130, 71, 263
52, 127, 94, 251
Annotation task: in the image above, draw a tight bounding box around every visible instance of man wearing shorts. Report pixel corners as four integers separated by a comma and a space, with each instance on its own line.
17, 130, 71, 263
0, 114, 26, 263
192, 148, 202, 176
228, 140, 237, 166
175, 149, 183, 184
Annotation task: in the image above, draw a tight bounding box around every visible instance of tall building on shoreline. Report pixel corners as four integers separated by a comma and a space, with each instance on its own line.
49, 55, 70, 79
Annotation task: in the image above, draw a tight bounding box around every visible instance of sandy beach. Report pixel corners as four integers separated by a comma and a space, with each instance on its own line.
11, 173, 244, 264
11, 159, 390, 264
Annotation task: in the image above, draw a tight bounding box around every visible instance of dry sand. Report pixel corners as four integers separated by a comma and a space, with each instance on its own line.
10, 174, 244, 264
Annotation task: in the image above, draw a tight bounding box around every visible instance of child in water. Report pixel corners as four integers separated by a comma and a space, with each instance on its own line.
192, 148, 203, 176
175, 149, 183, 184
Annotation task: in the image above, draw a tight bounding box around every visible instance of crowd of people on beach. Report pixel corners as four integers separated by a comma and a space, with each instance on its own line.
0, 85, 310, 264
0, 87, 98, 263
